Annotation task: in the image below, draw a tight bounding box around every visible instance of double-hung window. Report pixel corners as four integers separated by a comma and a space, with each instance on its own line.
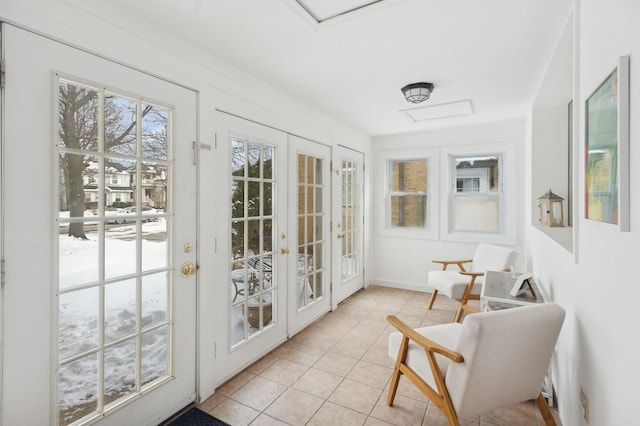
388, 159, 429, 229
451, 154, 502, 233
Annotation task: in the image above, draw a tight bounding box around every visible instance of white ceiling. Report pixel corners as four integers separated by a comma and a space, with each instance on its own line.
104, 0, 573, 136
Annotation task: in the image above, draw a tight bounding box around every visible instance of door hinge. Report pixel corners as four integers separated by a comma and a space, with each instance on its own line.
0, 61, 5, 89
1, 260, 6, 288
191, 141, 197, 165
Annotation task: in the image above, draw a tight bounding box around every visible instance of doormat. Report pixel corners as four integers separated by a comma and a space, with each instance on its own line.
161, 406, 231, 426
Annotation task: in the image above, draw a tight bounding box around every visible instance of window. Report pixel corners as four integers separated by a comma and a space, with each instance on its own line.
388, 159, 428, 228
451, 154, 502, 233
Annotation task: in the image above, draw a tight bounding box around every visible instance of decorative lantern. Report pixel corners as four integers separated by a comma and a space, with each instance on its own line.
537, 189, 564, 227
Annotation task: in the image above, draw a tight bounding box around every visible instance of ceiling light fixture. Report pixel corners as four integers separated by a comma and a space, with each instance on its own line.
401, 82, 434, 103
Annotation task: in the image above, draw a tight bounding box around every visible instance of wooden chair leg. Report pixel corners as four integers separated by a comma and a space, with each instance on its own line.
536, 393, 557, 426
454, 302, 465, 323
387, 368, 401, 406
427, 289, 438, 310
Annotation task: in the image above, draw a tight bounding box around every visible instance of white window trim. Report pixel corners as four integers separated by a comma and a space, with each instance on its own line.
377, 148, 439, 240
440, 142, 516, 244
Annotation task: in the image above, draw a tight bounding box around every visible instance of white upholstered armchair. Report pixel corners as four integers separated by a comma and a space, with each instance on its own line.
387, 302, 565, 425
427, 243, 516, 322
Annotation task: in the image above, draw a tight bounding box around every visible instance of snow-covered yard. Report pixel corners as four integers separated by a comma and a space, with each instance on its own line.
58, 219, 169, 422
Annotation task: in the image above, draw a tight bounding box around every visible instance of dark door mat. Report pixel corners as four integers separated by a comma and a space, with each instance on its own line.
160, 406, 231, 426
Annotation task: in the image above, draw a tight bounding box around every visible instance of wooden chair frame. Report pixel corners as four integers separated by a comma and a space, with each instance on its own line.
427, 259, 483, 323
386, 314, 557, 425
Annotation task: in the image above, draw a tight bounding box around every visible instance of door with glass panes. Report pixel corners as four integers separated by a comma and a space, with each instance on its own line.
332, 146, 365, 308
287, 135, 331, 335
1, 25, 197, 426
211, 112, 288, 382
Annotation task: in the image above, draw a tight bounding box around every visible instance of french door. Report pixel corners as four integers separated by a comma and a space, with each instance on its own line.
206, 114, 332, 388
287, 135, 331, 335
1, 25, 197, 425
332, 146, 365, 308
209, 112, 288, 384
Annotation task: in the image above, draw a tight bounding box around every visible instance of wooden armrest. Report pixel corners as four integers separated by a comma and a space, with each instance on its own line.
432, 259, 473, 271
459, 271, 484, 277
386, 315, 464, 363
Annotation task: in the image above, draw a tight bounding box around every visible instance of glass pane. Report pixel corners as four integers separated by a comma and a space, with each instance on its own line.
247, 181, 260, 217
59, 288, 98, 360
263, 146, 273, 179
142, 273, 168, 328
104, 339, 136, 405
141, 104, 169, 160
247, 141, 261, 178
142, 326, 169, 386
454, 195, 500, 232
141, 162, 169, 211
105, 279, 136, 342
105, 95, 137, 156
58, 354, 98, 426
231, 139, 246, 176
231, 221, 245, 258
390, 160, 427, 192
263, 219, 273, 252
231, 179, 245, 219
58, 81, 99, 151
105, 231, 136, 280
390, 195, 427, 228
454, 155, 500, 193
104, 158, 135, 210
247, 218, 261, 254
59, 232, 99, 289
59, 153, 99, 225
263, 182, 273, 216
142, 224, 168, 272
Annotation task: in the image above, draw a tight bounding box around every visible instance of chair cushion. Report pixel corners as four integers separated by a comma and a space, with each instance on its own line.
428, 270, 483, 299
388, 322, 462, 390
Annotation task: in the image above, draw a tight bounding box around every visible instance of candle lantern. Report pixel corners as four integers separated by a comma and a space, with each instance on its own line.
537, 189, 564, 227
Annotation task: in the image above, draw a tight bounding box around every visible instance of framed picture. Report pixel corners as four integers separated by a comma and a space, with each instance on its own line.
585, 55, 630, 231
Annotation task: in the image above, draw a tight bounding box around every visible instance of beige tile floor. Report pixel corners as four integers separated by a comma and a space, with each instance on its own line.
198, 286, 561, 425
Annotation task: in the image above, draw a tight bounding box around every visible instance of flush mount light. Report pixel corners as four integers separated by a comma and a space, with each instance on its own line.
401, 82, 434, 103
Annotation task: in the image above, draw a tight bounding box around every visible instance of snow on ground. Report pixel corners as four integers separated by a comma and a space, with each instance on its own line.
58, 219, 169, 415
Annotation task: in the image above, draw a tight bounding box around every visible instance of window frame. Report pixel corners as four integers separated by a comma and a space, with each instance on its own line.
379, 149, 439, 240
441, 142, 516, 244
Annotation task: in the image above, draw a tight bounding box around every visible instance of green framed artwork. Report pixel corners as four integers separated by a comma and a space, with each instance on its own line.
585, 55, 630, 231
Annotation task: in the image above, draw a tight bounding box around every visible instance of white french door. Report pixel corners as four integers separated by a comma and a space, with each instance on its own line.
209, 112, 288, 384
332, 146, 365, 308
1, 25, 197, 425
286, 135, 331, 335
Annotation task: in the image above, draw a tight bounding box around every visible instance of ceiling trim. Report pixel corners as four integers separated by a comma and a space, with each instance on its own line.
281, 0, 407, 30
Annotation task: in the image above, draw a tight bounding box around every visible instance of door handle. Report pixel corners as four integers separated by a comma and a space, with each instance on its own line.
337, 233, 346, 239
181, 262, 197, 277
281, 247, 290, 255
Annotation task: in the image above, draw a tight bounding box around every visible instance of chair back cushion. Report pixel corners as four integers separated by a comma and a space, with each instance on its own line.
470, 243, 516, 273
445, 303, 565, 419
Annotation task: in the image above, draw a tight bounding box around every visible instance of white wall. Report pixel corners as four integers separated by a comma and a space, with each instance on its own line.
371, 119, 526, 291
526, 1, 640, 424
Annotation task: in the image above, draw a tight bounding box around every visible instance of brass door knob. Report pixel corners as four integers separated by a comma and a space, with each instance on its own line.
281, 247, 290, 254
181, 262, 197, 277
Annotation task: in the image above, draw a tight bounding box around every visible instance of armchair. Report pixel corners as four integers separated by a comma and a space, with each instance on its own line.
387, 303, 565, 425
427, 243, 516, 322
